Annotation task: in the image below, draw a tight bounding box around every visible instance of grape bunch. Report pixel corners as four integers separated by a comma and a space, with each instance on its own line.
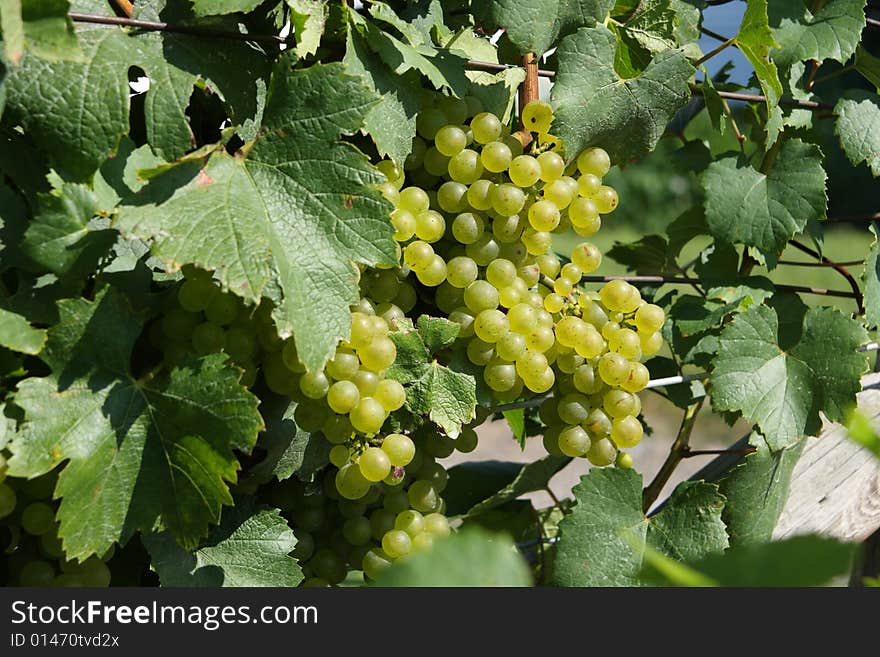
375, 95, 663, 466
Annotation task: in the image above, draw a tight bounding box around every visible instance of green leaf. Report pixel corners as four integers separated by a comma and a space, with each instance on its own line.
7, 288, 263, 559
710, 304, 869, 449
834, 91, 880, 177
689, 535, 855, 586
619, 0, 678, 55
5, 6, 269, 177
117, 62, 396, 372
717, 433, 804, 546
416, 315, 459, 353
374, 527, 532, 586
607, 235, 679, 275
552, 26, 694, 164
769, 0, 867, 69
444, 461, 523, 516
855, 45, 880, 90
23, 182, 116, 277
736, 0, 782, 112
502, 408, 526, 445
191, 0, 264, 16
465, 455, 569, 518
465, 67, 526, 125
249, 395, 330, 484
552, 469, 728, 586
0, 306, 46, 354
701, 68, 726, 135
407, 361, 476, 436
474, 0, 615, 57
344, 21, 420, 165
863, 224, 879, 328
286, 0, 328, 59
0, 0, 81, 65
144, 499, 302, 587
701, 139, 827, 258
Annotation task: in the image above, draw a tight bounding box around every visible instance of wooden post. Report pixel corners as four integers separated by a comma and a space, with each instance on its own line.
516, 53, 540, 148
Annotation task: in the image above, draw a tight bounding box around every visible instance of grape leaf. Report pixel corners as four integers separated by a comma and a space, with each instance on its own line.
768, 0, 867, 69
344, 25, 420, 165
473, 0, 615, 57
619, 0, 678, 55
607, 235, 679, 275
552, 468, 728, 586
444, 461, 523, 516
710, 304, 869, 449
4, 2, 269, 177
144, 499, 302, 587
855, 45, 880, 90
407, 362, 476, 437
465, 67, 526, 124
834, 91, 880, 177
287, 0, 328, 59
864, 225, 879, 329
464, 455, 569, 518
735, 0, 782, 114
0, 306, 46, 354
701, 138, 827, 258
117, 61, 396, 372
717, 433, 805, 546
7, 287, 263, 559
191, 0, 264, 16
552, 26, 694, 164
416, 315, 459, 353
374, 527, 532, 586
0, 0, 81, 65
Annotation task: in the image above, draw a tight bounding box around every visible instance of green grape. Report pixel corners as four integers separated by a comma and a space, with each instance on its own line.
609, 328, 642, 360
484, 359, 517, 392
622, 362, 651, 393
439, 96, 469, 124
205, 294, 239, 325
404, 241, 435, 272
299, 370, 330, 399
327, 380, 360, 414
555, 316, 588, 348
263, 359, 297, 395
496, 330, 527, 361
464, 280, 500, 313
435, 282, 465, 313
509, 155, 542, 187
573, 363, 601, 394
466, 180, 494, 211
423, 512, 450, 537
446, 256, 479, 288
525, 325, 555, 352
390, 208, 416, 242
635, 304, 666, 333
536, 254, 561, 279
599, 279, 634, 312
543, 179, 576, 209
521, 100, 554, 133
370, 508, 397, 541
539, 396, 561, 426
362, 548, 393, 580
329, 445, 350, 468
408, 480, 441, 513
21, 501, 55, 536
544, 290, 566, 313
177, 277, 217, 313
417, 461, 449, 492
349, 397, 387, 435
521, 228, 551, 255
393, 283, 418, 313
293, 505, 325, 532
348, 313, 375, 349
466, 338, 495, 366
465, 233, 501, 266
437, 181, 468, 213
455, 427, 478, 453
503, 134, 525, 156
570, 202, 601, 237
379, 181, 399, 205
554, 277, 573, 296
480, 141, 512, 173
358, 335, 397, 372
383, 490, 410, 514
516, 350, 548, 379
192, 322, 226, 355
557, 393, 590, 425
416, 254, 447, 287
490, 184, 525, 216
611, 416, 643, 448
474, 309, 509, 343
399, 187, 430, 214
528, 199, 561, 231
616, 451, 634, 469
448, 149, 484, 184
335, 463, 372, 500
404, 136, 427, 170
423, 147, 451, 177
161, 308, 199, 340
417, 108, 447, 140
577, 173, 602, 197
558, 425, 590, 457
537, 151, 565, 182
342, 517, 372, 546
20, 560, 56, 586
381, 529, 412, 559
584, 407, 612, 439
485, 259, 516, 289
536, 309, 555, 328
359, 447, 392, 482
526, 366, 555, 393
327, 350, 360, 381
382, 433, 415, 466
492, 214, 524, 243
543, 429, 564, 456
587, 438, 617, 467
519, 263, 541, 287
0, 482, 17, 519
640, 331, 663, 356
577, 146, 612, 177
448, 307, 475, 337
603, 389, 638, 419
376, 159, 403, 186
311, 548, 346, 584
561, 263, 582, 285
294, 402, 329, 433
415, 210, 446, 243
557, 351, 584, 374
593, 185, 619, 214
507, 303, 538, 334
429, 435, 456, 461
225, 328, 256, 362
451, 212, 484, 244
394, 509, 426, 537
375, 379, 406, 412
471, 112, 503, 144
598, 352, 630, 386
498, 284, 523, 308
499, 241, 528, 267
435, 125, 467, 156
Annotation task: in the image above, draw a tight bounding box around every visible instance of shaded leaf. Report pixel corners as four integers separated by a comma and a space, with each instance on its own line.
834, 90, 880, 176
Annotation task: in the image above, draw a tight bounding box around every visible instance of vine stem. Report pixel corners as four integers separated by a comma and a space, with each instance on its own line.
788, 239, 865, 315
68, 12, 290, 43
467, 59, 556, 78
694, 37, 736, 66
643, 399, 704, 512
111, 0, 133, 17
689, 85, 833, 111
683, 448, 757, 458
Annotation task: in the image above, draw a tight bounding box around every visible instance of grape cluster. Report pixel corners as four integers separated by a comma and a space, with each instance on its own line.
0, 467, 112, 586
376, 96, 663, 465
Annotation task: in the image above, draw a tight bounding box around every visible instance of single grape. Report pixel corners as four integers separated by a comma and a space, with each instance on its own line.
616, 452, 634, 469
587, 438, 617, 467
362, 548, 393, 580
358, 335, 397, 372
177, 277, 217, 313
335, 463, 372, 500
465, 233, 501, 266
471, 112, 503, 143
611, 416, 644, 448
598, 352, 631, 386
509, 155, 542, 187
382, 433, 415, 466
455, 427, 479, 453
464, 280, 500, 313
557, 393, 590, 425
484, 359, 517, 392
528, 200, 561, 232
466, 338, 495, 366
416, 108, 447, 140
635, 304, 666, 333
451, 212, 484, 244
407, 480, 440, 514
577, 173, 602, 197
415, 210, 446, 243
480, 141, 512, 173
437, 181, 468, 213
329, 445, 350, 468
205, 293, 239, 325
577, 147, 612, 177
299, 370, 330, 399
192, 322, 226, 355
521, 228, 552, 255
375, 379, 406, 412
349, 397, 387, 435
435, 125, 467, 156
0, 482, 17, 519
521, 100, 554, 134
543, 179, 576, 209
416, 254, 448, 287
382, 529, 413, 559
593, 185, 619, 214
423, 147, 451, 177
537, 151, 565, 182
491, 184, 526, 216
448, 149, 484, 184
390, 209, 416, 242
359, 447, 392, 482
558, 425, 590, 457
446, 256, 479, 288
